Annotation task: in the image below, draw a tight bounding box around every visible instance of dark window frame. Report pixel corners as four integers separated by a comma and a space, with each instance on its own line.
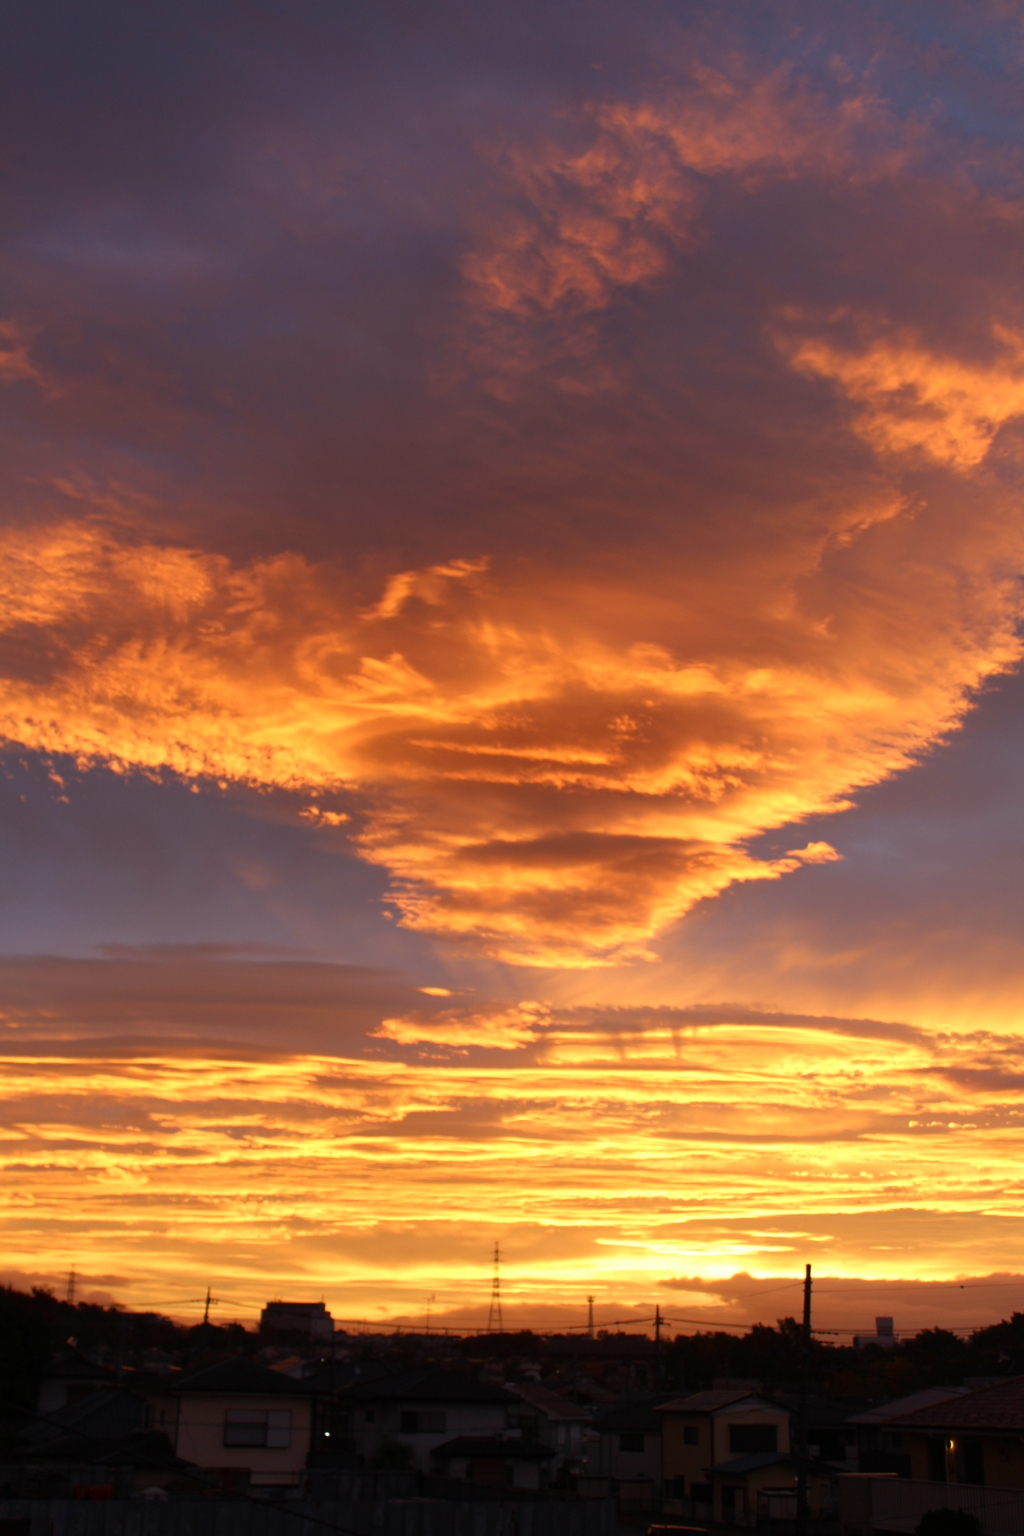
728, 1423, 777, 1454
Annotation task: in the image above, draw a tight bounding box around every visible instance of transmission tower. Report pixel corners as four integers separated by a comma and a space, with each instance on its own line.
487, 1242, 503, 1333
587, 1295, 594, 1338
65, 1266, 77, 1306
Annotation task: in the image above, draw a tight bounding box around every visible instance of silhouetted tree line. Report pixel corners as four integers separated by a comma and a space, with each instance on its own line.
0, 1284, 244, 1413
5, 1281, 1024, 1425
662, 1314, 1024, 1396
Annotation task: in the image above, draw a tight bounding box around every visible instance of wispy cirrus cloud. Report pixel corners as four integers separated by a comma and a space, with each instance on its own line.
4, 953, 1024, 1317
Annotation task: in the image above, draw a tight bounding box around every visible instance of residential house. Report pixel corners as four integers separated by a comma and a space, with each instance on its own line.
339, 1367, 512, 1472
660, 1388, 818, 1526
38, 1350, 117, 1415
507, 1381, 590, 1483
430, 1435, 557, 1489
848, 1388, 969, 1477
888, 1376, 1024, 1488
582, 1395, 671, 1507
146, 1357, 318, 1487
772, 1394, 866, 1473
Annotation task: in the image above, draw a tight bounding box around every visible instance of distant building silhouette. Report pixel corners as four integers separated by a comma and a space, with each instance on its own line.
260, 1301, 334, 1338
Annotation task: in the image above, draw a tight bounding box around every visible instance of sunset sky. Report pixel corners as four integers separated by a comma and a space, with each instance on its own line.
5, 0, 1024, 1335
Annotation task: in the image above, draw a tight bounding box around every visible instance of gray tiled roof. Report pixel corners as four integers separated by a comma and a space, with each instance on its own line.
170, 1358, 316, 1395
890, 1377, 1024, 1431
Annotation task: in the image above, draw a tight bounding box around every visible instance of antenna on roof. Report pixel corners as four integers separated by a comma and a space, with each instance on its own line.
487, 1242, 504, 1333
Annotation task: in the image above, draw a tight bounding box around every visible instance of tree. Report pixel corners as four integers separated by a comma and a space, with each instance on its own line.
915, 1509, 983, 1536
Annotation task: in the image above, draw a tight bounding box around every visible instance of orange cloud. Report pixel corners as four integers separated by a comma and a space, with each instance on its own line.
0, 472, 1020, 966
0, 319, 44, 388
781, 323, 1024, 468
5, 1001, 1024, 1316
460, 67, 909, 386
1, 67, 1022, 968
376, 1000, 552, 1050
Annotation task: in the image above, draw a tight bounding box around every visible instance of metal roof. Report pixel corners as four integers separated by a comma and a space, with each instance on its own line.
170, 1358, 316, 1396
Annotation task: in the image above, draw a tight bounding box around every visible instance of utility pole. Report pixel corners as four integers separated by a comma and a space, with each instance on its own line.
796, 1263, 812, 1536
655, 1303, 663, 1384
487, 1242, 503, 1333
587, 1296, 594, 1338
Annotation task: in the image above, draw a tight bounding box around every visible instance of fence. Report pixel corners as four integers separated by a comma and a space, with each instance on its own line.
0, 1496, 616, 1536
839, 1476, 1024, 1536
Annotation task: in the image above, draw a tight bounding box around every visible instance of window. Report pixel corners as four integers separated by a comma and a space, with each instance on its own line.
223, 1409, 292, 1449
620, 1433, 645, 1453
729, 1423, 777, 1454
964, 1442, 984, 1487
399, 1410, 447, 1434
684, 1426, 699, 1446
722, 1487, 738, 1512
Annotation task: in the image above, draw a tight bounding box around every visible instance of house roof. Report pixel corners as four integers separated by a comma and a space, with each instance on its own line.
297, 1363, 360, 1397
42, 1349, 116, 1383
710, 1451, 793, 1476
26, 1388, 146, 1447
890, 1377, 1024, 1432
657, 1390, 777, 1415
773, 1394, 871, 1428
593, 1395, 675, 1432
170, 1358, 316, 1396
25, 1429, 187, 1470
509, 1382, 590, 1421
341, 1367, 511, 1405
432, 1435, 557, 1461
848, 1387, 968, 1425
